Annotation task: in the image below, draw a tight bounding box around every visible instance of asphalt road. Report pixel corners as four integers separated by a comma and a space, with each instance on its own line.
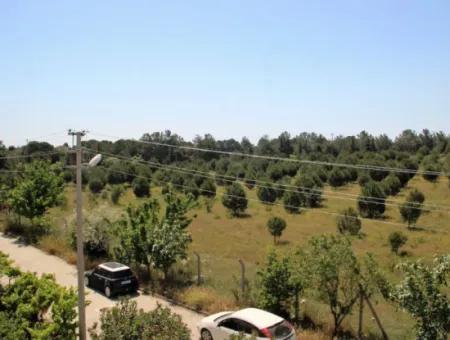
0, 234, 203, 339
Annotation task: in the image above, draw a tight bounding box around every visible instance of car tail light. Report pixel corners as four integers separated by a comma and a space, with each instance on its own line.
260, 327, 272, 338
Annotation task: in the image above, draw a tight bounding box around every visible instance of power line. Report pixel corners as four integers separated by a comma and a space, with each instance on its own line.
83, 148, 450, 213
89, 131, 450, 177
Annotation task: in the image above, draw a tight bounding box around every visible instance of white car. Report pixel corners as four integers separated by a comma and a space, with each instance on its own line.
198, 307, 296, 340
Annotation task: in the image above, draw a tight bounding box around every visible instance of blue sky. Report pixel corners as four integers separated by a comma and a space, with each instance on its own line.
1, 1, 449, 146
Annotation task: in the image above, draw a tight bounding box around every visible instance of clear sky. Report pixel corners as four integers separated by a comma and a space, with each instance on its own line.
1, 1, 449, 146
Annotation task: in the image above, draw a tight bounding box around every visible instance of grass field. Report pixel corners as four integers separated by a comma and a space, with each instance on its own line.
3, 174, 449, 339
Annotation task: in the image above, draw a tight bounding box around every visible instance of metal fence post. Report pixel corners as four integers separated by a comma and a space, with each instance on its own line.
194, 252, 201, 285
238, 259, 245, 294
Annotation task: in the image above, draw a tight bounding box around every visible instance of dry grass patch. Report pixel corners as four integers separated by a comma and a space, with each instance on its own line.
38, 234, 77, 264
178, 286, 236, 313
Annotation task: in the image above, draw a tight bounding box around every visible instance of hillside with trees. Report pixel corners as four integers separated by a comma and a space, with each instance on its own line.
0, 129, 449, 339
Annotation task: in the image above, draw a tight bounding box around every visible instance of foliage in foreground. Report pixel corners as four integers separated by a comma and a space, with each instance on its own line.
89, 298, 190, 340
0, 252, 77, 340
389, 255, 450, 340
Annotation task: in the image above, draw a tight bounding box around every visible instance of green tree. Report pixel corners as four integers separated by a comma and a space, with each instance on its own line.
222, 182, 248, 217
257, 250, 295, 318
9, 161, 64, 223
388, 231, 408, 254
148, 221, 191, 279
114, 193, 193, 276
336, 207, 362, 235
257, 183, 277, 205
114, 200, 160, 275
89, 299, 190, 340
399, 189, 425, 229
301, 235, 361, 337
132, 177, 150, 197
389, 256, 450, 340
282, 190, 302, 214
267, 217, 287, 244
357, 180, 386, 218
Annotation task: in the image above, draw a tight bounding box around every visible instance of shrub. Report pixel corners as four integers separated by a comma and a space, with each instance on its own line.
89, 299, 190, 340
389, 231, 407, 254
267, 217, 287, 244
89, 177, 105, 193
110, 185, 124, 204
132, 177, 150, 197
282, 190, 302, 214
294, 174, 322, 208
328, 168, 347, 187
257, 184, 277, 205
382, 174, 402, 196
336, 207, 361, 235
357, 180, 386, 218
200, 178, 216, 197
399, 189, 425, 229
222, 182, 248, 217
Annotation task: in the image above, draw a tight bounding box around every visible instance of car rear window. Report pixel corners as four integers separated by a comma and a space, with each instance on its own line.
110, 269, 133, 279
268, 321, 292, 339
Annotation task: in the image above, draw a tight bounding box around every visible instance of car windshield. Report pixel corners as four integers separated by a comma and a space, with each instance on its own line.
268, 321, 292, 339
109, 269, 133, 279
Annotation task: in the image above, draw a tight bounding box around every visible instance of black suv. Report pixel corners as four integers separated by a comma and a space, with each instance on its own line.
85, 262, 139, 298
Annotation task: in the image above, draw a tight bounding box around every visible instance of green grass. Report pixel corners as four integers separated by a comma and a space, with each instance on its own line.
3, 175, 449, 339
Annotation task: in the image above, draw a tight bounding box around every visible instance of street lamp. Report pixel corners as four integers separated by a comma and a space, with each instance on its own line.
68, 130, 101, 340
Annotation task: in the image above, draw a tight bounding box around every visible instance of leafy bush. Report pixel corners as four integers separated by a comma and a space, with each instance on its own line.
70, 212, 114, 258
282, 190, 302, 214
336, 207, 361, 235
267, 217, 287, 244
89, 299, 190, 340
382, 173, 402, 196
222, 182, 248, 217
200, 178, 216, 197
399, 189, 425, 229
257, 183, 277, 205
89, 177, 105, 193
110, 184, 124, 204
132, 177, 150, 197
0, 252, 77, 340
358, 181, 386, 218
328, 168, 347, 187
389, 256, 450, 340
388, 231, 407, 254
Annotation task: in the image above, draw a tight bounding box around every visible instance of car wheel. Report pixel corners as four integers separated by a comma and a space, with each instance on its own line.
104, 286, 112, 298
84, 277, 89, 287
200, 329, 213, 340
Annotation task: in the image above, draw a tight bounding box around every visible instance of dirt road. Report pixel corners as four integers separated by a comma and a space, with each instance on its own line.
0, 234, 203, 339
